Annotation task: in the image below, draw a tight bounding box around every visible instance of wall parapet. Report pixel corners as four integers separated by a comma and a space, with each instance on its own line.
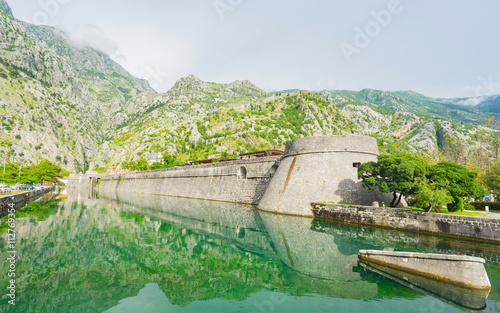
311, 202, 500, 242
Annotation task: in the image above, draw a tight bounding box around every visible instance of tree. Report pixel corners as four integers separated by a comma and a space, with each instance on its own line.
438, 134, 469, 165
484, 159, 500, 199
150, 162, 164, 170
35, 160, 62, 182
136, 159, 149, 171
163, 153, 181, 168
358, 154, 427, 207
483, 116, 500, 159
3, 160, 71, 184
426, 162, 485, 211
413, 178, 453, 213
94, 166, 107, 173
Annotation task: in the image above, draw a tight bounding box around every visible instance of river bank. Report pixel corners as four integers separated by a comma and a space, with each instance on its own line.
0, 186, 55, 211
311, 202, 500, 243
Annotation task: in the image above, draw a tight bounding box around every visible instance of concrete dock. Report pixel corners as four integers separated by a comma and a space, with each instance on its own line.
358, 250, 491, 291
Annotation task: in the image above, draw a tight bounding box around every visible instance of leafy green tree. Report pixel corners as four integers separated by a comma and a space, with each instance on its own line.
35, 160, 62, 182
136, 159, 149, 171
438, 134, 468, 165
163, 153, 182, 168
150, 162, 164, 170
358, 154, 427, 207
0, 160, 71, 185
0, 163, 19, 184
484, 159, 500, 199
121, 161, 134, 170
413, 178, 453, 213
426, 162, 485, 211
94, 166, 107, 173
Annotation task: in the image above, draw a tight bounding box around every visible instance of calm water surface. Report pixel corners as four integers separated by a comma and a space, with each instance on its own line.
1, 189, 500, 313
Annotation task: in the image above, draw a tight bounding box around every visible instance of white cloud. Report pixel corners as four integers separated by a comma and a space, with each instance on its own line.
69, 24, 120, 56
100, 23, 195, 92
8, 0, 500, 97
457, 97, 484, 107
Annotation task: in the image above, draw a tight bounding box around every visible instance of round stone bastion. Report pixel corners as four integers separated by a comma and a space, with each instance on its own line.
257, 135, 394, 216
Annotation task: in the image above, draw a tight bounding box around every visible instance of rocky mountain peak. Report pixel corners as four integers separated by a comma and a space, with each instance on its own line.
169, 75, 204, 93
229, 79, 259, 88
179, 74, 202, 83
0, 0, 12, 16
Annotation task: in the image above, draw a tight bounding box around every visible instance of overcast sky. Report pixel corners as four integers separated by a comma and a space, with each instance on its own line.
7, 0, 500, 98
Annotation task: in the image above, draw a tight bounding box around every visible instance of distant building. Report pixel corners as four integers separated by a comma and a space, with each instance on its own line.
187, 149, 285, 165
239, 149, 284, 159
188, 158, 236, 165
147, 153, 163, 165
56, 177, 69, 184
109, 169, 133, 175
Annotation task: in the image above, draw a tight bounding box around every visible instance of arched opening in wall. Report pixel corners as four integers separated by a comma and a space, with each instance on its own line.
238, 167, 247, 179
269, 164, 279, 177
237, 226, 246, 239
353, 162, 361, 168
88, 177, 93, 185
97, 178, 101, 185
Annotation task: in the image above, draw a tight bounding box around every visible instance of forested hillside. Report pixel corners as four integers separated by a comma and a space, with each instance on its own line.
0, 0, 498, 180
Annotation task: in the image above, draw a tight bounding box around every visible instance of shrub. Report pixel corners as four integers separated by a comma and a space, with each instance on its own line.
463, 203, 475, 211
449, 197, 463, 212
15, 135, 21, 140
470, 202, 500, 211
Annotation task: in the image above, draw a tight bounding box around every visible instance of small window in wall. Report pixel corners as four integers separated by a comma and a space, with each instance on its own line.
238, 167, 247, 179
353, 162, 361, 168
269, 164, 279, 177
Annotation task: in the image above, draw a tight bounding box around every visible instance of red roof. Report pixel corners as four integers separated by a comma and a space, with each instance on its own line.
189, 158, 236, 165
112, 169, 133, 174
239, 149, 284, 158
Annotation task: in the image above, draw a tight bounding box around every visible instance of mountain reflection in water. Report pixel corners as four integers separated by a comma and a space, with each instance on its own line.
0, 188, 499, 313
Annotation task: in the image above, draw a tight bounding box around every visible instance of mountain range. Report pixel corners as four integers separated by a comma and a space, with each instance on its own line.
0, 0, 498, 173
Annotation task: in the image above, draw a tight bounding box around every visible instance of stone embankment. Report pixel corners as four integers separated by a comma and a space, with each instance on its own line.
312, 203, 500, 242
0, 187, 55, 210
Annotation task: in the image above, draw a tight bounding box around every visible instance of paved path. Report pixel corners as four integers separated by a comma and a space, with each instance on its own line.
0, 192, 23, 198
463, 210, 500, 219
483, 211, 500, 219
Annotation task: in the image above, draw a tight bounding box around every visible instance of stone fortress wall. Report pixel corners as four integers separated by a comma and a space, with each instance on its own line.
257, 135, 393, 216
69, 156, 281, 205
67, 135, 394, 216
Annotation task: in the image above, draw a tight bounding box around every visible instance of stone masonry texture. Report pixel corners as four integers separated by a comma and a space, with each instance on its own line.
312, 203, 500, 243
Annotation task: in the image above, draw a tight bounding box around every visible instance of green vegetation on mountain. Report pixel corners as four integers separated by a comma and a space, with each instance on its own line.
0, 0, 499, 192
484, 159, 500, 199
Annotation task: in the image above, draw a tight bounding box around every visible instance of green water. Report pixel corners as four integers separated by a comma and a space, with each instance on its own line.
1, 189, 500, 313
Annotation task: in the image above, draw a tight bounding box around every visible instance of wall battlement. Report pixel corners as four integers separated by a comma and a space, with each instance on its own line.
67, 135, 393, 216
